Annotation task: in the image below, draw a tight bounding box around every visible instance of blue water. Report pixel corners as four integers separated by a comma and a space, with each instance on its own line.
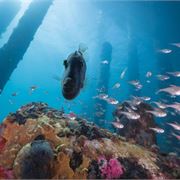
0, 0, 179, 154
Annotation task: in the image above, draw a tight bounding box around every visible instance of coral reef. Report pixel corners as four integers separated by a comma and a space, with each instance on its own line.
113, 101, 157, 148
0, 102, 179, 179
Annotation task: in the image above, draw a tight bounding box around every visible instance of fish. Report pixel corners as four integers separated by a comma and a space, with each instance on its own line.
172, 133, 180, 140
112, 122, 124, 129
101, 60, 109, 64
152, 101, 167, 109
112, 83, 121, 89
156, 74, 170, 81
167, 123, 180, 131
64, 112, 76, 120
158, 49, 172, 54
146, 108, 167, 118
120, 111, 140, 120
157, 85, 180, 96
29, 86, 38, 95
128, 80, 142, 90
129, 103, 138, 111
8, 99, 13, 105
95, 93, 108, 100
120, 68, 128, 79
139, 96, 151, 101
166, 102, 180, 112
62, 44, 87, 100
128, 80, 140, 86
149, 127, 164, 133
11, 92, 18, 97
146, 71, 152, 78
131, 96, 142, 106
30, 86, 37, 91
106, 97, 119, 105
167, 71, 180, 77
170, 43, 180, 48
135, 84, 143, 90
96, 86, 106, 93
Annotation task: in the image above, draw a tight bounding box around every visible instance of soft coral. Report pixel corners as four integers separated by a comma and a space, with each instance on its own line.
0, 166, 14, 179
98, 156, 124, 179
0, 124, 7, 152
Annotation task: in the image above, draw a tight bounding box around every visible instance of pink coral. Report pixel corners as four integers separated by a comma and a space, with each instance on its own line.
0, 166, 14, 179
0, 136, 6, 152
98, 156, 124, 179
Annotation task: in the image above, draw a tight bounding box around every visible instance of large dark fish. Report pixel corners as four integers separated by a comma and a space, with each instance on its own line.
62, 44, 87, 100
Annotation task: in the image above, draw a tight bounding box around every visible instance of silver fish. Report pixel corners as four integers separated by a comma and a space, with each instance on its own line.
149, 127, 164, 133
170, 43, 180, 48
131, 96, 142, 106
128, 80, 143, 90
167, 123, 180, 131
112, 83, 121, 89
98, 93, 108, 100
146, 108, 167, 117
152, 101, 167, 109
157, 74, 170, 81
120, 111, 140, 120
158, 49, 172, 54
172, 133, 180, 140
101, 60, 109, 64
157, 85, 180, 96
30, 85, 37, 91
166, 102, 180, 112
106, 97, 119, 105
128, 80, 140, 86
112, 122, 124, 129
120, 68, 128, 79
167, 71, 180, 77
146, 71, 152, 78
135, 84, 143, 90
139, 96, 151, 101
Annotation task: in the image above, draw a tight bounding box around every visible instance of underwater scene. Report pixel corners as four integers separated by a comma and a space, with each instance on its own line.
0, 0, 180, 179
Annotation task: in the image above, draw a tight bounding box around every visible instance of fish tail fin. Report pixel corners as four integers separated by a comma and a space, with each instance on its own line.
156, 90, 160, 94
79, 43, 88, 54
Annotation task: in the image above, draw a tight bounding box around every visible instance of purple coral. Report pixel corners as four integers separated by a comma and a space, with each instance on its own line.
98, 156, 124, 179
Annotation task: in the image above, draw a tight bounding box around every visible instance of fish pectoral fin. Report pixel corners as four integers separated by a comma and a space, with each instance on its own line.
81, 78, 88, 90
52, 74, 61, 81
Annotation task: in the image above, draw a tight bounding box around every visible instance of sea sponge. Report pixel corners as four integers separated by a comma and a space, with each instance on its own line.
13, 140, 54, 179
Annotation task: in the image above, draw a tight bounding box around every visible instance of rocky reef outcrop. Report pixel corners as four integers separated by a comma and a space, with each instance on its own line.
113, 101, 157, 148
0, 102, 179, 179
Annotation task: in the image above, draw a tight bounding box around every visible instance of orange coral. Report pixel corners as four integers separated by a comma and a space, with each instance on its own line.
53, 152, 74, 179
